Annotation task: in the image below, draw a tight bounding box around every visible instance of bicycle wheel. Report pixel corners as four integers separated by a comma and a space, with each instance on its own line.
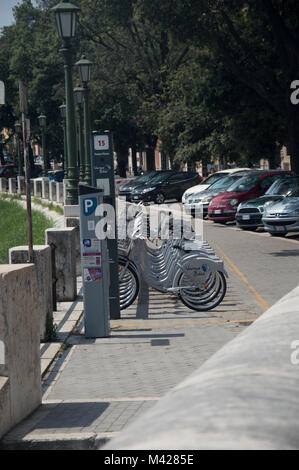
178, 271, 227, 311
118, 260, 140, 310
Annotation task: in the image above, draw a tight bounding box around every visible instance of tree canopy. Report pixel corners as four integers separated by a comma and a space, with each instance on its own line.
0, 0, 299, 172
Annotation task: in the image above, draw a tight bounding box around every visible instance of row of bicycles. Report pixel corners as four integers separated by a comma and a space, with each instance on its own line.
117, 203, 228, 312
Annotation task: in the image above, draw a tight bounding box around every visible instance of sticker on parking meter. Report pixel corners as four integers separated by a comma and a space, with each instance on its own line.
84, 268, 103, 283
88, 220, 95, 231
94, 135, 109, 151
82, 253, 102, 267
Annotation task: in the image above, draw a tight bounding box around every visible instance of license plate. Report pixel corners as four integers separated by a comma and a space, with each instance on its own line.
242, 215, 250, 220
132, 196, 139, 200
274, 226, 286, 232
214, 210, 222, 215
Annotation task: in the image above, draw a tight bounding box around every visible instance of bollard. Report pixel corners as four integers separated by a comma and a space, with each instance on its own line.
0, 264, 42, 439
9, 245, 53, 340
65, 217, 81, 276
17, 176, 25, 194
49, 181, 57, 202
56, 182, 64, 203
42, 177, 49, 199
0, 178, 8, 193
8, 178, 17, 195
45, 227, 77, 301
33, 179, 42, 197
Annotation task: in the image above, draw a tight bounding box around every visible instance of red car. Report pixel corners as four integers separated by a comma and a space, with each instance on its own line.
0, 164, 18, 179
208, 170, 294, 223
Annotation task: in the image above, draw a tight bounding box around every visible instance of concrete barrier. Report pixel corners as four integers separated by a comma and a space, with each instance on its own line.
17, 176, 25, 194
0, 265, 42, 439
49, 181, 57, 202
104, 285, 299, 450
65, 217, 81, 276
33, 180, 42, 198
45, 227, 77, 301
0, 178, 8, 193
8, 178, 16, 195
56, 182, 64, 203
42, 178, 49, 199
9, 245, 53, 340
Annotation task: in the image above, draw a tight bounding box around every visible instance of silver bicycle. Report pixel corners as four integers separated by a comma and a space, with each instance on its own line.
117, 205, 227, 311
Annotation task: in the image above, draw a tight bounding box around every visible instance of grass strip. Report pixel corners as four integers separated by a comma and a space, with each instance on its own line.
0, 199, 54, 264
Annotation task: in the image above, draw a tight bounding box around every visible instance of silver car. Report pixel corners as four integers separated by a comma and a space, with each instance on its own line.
262, 188, 299, 236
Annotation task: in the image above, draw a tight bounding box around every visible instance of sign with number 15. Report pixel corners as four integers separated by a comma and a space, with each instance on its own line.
94, 135, 109, 151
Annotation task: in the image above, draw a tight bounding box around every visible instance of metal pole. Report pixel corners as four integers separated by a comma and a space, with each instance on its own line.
22, 113, 33, 263
77, 103, 85, 183
63, 118, 68, 177
41, 128, 48, 177
83, 84, 92, 186
17, 134, 23, 176
60, 39, 78, 205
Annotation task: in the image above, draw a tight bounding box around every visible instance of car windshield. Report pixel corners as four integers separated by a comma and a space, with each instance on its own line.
208, 174, 245, 191
286, 188, 299, 198
201, 173, 228, 185
265, 177, 299, 195
148, 172, 173, 184
134, 171, 157, 183
0, 168, 5, 175
227, 174, 262, 192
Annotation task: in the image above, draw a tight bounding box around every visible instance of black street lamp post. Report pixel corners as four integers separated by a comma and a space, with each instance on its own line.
75, 55, 92, 186
14, 121, 23, 176
38, 114, 48, 177
52, 0, 80, 205
74, 87, 85, 183
59, 103, 68, 177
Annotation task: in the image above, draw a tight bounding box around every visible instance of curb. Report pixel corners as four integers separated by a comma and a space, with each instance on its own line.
0, 432, 115, 450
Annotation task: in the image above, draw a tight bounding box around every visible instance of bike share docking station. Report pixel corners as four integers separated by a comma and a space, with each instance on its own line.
79, 131, 121, 338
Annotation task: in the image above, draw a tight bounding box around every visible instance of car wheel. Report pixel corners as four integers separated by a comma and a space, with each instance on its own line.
269, 232, 287, 237
155, 192, 165, 204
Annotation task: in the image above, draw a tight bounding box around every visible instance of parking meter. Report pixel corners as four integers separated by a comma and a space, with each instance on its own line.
79, 185, 110, 338
90, 131, 120, 319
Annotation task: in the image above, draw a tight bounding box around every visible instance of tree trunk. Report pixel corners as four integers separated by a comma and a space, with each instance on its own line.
287, 102, 299, 174
161, 151, 167, 170
146, 147, 156, 171
131, 146, 137, 175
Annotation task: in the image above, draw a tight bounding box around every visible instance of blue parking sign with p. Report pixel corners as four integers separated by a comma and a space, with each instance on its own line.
83, 197, 97, 216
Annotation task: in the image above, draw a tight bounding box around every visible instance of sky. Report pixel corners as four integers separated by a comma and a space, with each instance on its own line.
0, 0, 19, 29
0, 0, 38, 30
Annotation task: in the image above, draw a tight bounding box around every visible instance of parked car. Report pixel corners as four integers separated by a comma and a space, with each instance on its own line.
208, 170, 294, 224
262, 187, 299, 236
184, 171, 252, 217
48, 169, 65, 182
181, 168, 252, 204
118, 171, 162, 201
131, 171, 201, 204
236, 176, 299, 230
0, 164, 18, 179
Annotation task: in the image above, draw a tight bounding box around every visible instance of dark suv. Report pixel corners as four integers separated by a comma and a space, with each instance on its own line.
131, 171, 201, 204
0, 165, 18, 179
119, 171, 164, 201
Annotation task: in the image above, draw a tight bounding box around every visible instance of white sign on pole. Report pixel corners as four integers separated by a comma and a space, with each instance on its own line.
0, 81, 5, 105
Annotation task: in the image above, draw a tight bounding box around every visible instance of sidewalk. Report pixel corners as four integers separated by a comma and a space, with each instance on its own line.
0, 277, 254, 450
40, 279, 83, 377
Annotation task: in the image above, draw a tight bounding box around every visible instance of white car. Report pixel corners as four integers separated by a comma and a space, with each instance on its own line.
181, 168, 252, 204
